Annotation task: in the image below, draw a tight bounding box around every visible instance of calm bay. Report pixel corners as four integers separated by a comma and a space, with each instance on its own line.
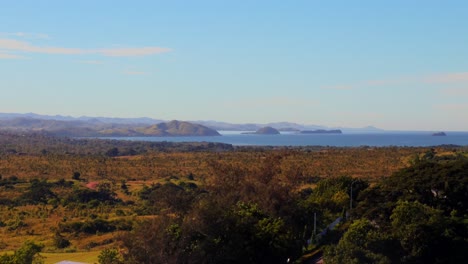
100, 131, 468, 147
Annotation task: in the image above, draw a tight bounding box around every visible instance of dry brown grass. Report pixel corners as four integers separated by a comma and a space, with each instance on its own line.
0, 146, 460, 252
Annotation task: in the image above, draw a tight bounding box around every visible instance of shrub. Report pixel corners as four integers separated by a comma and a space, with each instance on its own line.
0, 241, 44, 264
53, 232, 71, 249
59, 218, 132, 235
98, 248, 123, 264
115, 209, 125, 216
6, 218, 27, 231
72, 172, 81, 180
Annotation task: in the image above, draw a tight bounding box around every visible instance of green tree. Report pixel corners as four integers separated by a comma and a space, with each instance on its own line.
106, 147, 119, 157
352, 157, 468, 263
98, 248, 123, 264
72, 171, 81, 180
390, 200, 455, 263
53, 232, 70, 249
324, 219, 392, 264
356, 158, 468, 224
122, 200, 301, 263
19, 179, 56, 204
0, 241, 44, 264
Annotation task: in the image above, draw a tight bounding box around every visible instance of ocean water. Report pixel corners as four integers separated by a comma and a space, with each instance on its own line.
100, 131, 468, 147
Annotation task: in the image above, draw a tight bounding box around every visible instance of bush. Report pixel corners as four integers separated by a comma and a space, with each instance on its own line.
0, 241, 44, 264
59, 218, 132, 235
6, 218, 27, 231
98, 248, 123, 264
72, 172, 81, 180
53, 232, 71, 249
18, 179, 56, 205
115, 209, 125, 216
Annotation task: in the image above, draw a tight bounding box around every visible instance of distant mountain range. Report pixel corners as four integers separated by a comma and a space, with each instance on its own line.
0, 114, 219, 137
0, 112, 384, 136
195, 120, 382, 133
0, 113, 164, 125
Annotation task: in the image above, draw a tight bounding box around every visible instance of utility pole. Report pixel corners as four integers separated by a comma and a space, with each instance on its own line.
308, 212, 317, 245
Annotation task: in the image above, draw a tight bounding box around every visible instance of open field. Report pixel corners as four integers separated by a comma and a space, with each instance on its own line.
41, 251, 100, 264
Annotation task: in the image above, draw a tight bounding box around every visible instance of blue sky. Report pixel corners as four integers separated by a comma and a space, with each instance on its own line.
1, 1, 467, 130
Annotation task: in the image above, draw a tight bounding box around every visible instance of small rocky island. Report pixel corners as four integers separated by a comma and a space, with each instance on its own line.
432, 132, 446, 136
242, 126, 280, 135
299, 129, 342, 134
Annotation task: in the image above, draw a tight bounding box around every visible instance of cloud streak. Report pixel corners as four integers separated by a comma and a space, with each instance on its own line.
439, 87, 468, 96
0, 52, 25, 59
320, 85, 354, 90
100, 47, 170, 57
0, 39, 83, 54
0, 32, 50, 39
225, 97, 319, 109
322, 72, 468, 91
79, 60, 104, 65
423, 72, 468, 84
434, 103, 468, 111
123, 71, 148, 75
0, 38, 171, 57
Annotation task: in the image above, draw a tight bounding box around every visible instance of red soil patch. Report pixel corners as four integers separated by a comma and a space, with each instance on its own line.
86, 181, 99, 190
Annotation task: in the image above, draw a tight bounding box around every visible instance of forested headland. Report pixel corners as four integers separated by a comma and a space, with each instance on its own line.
0, 131, 466, 263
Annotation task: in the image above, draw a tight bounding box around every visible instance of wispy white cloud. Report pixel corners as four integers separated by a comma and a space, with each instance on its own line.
79, 60, 104, 65
225, 97, 319, 108
0, 52, 26, 59
423, 72, 468, 84
0, 38, 86, 54
434, 103, 468, 111
0, 38, 171, 57
123, 71, 148, 75
320, 85, 354, 90
322, 72, 468, 91
439, 87, 468, 96
100, 47, 171, 57
0, 32, 50, 39
361, 77, 412, 86
321, 76, 411, 91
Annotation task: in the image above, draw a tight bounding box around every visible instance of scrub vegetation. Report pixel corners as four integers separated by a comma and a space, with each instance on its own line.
0, 132, 466, 263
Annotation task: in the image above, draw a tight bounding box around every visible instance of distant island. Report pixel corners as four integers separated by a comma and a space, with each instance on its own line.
299, 129, 342, 134
432, 132, 446, 136
242, 126, 280, 135
101, 120, 221, 137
